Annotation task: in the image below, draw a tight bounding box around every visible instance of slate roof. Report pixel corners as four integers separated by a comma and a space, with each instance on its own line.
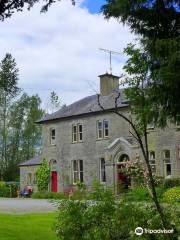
19, 156, 42, 167
37, 89, 129, 124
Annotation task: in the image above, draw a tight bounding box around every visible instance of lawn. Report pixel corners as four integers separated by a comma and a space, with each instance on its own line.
0, 213, 58, 240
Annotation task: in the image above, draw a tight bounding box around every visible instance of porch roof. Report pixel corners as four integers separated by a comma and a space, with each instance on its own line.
19, 156, 42, 167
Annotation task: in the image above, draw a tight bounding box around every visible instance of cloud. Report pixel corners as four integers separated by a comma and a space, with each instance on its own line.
0, 0, 135, 107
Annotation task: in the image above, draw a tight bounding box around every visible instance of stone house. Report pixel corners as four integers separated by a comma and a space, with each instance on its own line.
19, 73, 180, 192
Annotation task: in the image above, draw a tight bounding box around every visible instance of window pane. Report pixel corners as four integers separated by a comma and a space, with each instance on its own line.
80, 172, 83, 182
164, 150, 170, 159
104, 120, 108, 128
104, 128, 109, 137
73, 172, 79, 183
73, 160, 78, 171
98, 121, 102, 129
98, 130, 103, 138
79, 160, 83, 171
166, 164, 171, 176
78, 124, 82, 133
73, 125, 77, 133
100, 158, 106, 182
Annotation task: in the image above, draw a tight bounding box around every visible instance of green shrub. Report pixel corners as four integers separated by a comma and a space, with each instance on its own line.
32, 191, 67, 199
37, 159, 50, 191
163, 187, 180, 203
163, 178, 180, 189
55, 187, 179, 240
0, 181, 10, 197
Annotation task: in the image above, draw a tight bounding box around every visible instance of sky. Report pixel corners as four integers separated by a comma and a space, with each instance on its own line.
0, 0, 135, 108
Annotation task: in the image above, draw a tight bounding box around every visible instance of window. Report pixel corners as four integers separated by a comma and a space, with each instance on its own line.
97, 120, 109, 139
72, 124, 83, 142
33, 173, 37, 184
149, 151, 156, 172
27, 173, 32, 184
103, 120, 109, 138
97, 121, 103, 139
100, 158, 106, 182
72, 160, 83, 184
147, 121, 155, 130
50, 129, 56, 145
163, 150, 171, 177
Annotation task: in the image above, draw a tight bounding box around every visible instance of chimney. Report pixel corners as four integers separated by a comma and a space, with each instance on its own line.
99, 73, 119, 96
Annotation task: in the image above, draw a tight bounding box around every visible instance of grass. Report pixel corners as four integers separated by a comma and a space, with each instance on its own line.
0, 213, 58, 240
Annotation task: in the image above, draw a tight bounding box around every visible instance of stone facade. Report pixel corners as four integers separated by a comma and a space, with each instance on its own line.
20, 73, 180, 192
20, 165, 39, 191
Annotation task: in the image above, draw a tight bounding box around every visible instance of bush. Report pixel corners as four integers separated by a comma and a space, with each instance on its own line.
163, 178, 180, 189
32, 191, 67, 199
0, 182, 18, 198
55, 187, 179, 240
0, 181, 10, 197
163, 187, 180, 203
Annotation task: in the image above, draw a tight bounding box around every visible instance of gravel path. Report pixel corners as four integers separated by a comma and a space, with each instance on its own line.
0, 198, 58, 214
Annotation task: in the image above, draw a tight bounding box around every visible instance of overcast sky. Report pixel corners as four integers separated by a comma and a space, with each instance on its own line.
0, 0, 135, 107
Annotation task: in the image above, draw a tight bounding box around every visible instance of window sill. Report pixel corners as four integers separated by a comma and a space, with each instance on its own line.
96, 137, 109, 141
50, 144, 56, 146
71, 141, 83, 144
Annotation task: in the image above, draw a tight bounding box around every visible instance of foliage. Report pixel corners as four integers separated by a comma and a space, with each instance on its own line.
103, 0, 180, 125
0, 0, 75, 21
0, 182, 10, 197
32, 191, 67, 200
0, 53, 20, 180
36, 159, 50, 191
163, 187, 180, 204
163, 178, 180, 189
55, 186, 179, 240
0, 181, 18, 197
0, 213, 57, 240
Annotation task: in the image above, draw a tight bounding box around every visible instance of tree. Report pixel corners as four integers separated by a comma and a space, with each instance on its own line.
102, 0, 180, 123
0, 53, 20, 180
97, 44, 178, 238
36, 159, 50, 191
0, 0, 75, 21
4, 93, 44, 181
46, 91, 61, 114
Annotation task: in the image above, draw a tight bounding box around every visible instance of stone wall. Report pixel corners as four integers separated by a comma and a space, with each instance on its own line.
20, 165, 40, 192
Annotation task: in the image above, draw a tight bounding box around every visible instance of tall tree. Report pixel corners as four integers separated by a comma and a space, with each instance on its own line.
46, 91, 61, 114
5, 93, 44, 181
0, 0, 75, 21
102, 0, 180, 123
0, 53, 20, 180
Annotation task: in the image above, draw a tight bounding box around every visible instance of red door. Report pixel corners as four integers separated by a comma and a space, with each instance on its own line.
51, 171, 57, 192
117, 165, 130, 191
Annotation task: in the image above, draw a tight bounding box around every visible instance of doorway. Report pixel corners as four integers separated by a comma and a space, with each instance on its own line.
51, 171, 57, 192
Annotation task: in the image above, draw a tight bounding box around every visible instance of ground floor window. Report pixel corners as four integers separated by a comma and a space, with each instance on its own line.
163, 150, 171, 177
72, 160, 83, 184
100, 158, 106, 183
149, 151, 156, 173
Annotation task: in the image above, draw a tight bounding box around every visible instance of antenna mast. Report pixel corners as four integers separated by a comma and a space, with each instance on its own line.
99, 48, 122, 74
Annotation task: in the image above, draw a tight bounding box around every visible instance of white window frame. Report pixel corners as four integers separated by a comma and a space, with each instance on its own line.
97, 120, 109, 139
72, 125, 78, 142
72, 124, 83, 142
100, 158, 106, 183
163, 150, 171, 177
103, 120, 109, 138
149, 151, 156, 173
50, 128, 56, 145
72, 160, 83, 184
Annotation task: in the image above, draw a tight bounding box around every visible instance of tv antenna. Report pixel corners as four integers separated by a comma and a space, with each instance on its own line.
99, 48, 123, 74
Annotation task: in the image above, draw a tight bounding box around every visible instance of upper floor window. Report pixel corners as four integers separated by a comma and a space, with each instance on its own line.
72, 124, 83, 142
72, 160, 83, 184
100, 158, 106, 183
50, 129, 56, 145
97, 120, 109, 139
